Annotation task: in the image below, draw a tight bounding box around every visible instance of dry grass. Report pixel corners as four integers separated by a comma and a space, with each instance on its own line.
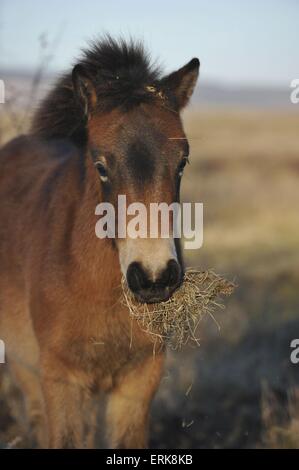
121, 269, 235, 349
182, 109, 299, 277
261, 385, 299, 449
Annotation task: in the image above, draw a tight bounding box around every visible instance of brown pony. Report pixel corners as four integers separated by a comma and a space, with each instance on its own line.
0, 37, 199, 448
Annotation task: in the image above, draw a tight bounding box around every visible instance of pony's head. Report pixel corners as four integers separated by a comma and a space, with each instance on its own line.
34, 37, 199, 303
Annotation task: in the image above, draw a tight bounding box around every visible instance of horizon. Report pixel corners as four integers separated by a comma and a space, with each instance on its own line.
0, 0, 298, 88
0, 66, 295, 92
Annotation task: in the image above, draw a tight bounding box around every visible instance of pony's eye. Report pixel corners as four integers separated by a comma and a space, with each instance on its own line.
178, 158, 188, 177
95, 162, 108, 182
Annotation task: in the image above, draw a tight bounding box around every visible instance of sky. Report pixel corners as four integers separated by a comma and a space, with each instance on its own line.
0, 0, 298, 86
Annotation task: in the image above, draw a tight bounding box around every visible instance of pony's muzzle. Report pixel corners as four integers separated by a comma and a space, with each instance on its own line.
126, 259, 182, 303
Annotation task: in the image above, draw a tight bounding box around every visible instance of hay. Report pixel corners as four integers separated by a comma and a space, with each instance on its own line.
121, 268, 235, 350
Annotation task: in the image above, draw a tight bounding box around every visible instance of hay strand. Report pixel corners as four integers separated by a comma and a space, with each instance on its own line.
121, 268, 236, 350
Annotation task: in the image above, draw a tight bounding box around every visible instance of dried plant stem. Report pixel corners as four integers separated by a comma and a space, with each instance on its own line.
121, 268, 235, 350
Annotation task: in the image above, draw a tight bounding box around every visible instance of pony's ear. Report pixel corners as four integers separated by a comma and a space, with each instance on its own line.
161, 58, 200, 109
72, 64, 97, 115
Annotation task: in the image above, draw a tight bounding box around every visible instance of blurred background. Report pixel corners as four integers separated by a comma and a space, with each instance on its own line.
0, 0, 299, 449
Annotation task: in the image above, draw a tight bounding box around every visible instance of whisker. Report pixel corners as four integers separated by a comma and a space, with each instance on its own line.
168, 137, 188, 140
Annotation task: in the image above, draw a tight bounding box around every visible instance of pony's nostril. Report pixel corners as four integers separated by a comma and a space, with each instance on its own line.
158, 259, 181, 288
168, 259, 182, 287
126, 262, 150, 293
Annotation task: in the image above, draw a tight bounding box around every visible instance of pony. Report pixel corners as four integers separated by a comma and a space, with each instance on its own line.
0, 36, 199, 448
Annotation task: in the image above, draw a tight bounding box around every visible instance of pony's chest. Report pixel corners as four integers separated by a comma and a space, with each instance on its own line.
65, 311, 154, 388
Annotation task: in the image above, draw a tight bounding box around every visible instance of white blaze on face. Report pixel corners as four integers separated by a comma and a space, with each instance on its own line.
118, 237, 178, 280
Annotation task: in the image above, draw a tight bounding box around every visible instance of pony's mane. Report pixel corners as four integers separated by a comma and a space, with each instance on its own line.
31, 36, 162, 147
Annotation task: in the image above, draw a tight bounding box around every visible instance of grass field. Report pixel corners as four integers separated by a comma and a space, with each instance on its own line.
151, 109, 299, 448
0, 107, 299, 448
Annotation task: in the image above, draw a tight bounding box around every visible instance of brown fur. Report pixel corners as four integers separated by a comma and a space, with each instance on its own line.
0, 38, 199, 448
0, 135, 165, 448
